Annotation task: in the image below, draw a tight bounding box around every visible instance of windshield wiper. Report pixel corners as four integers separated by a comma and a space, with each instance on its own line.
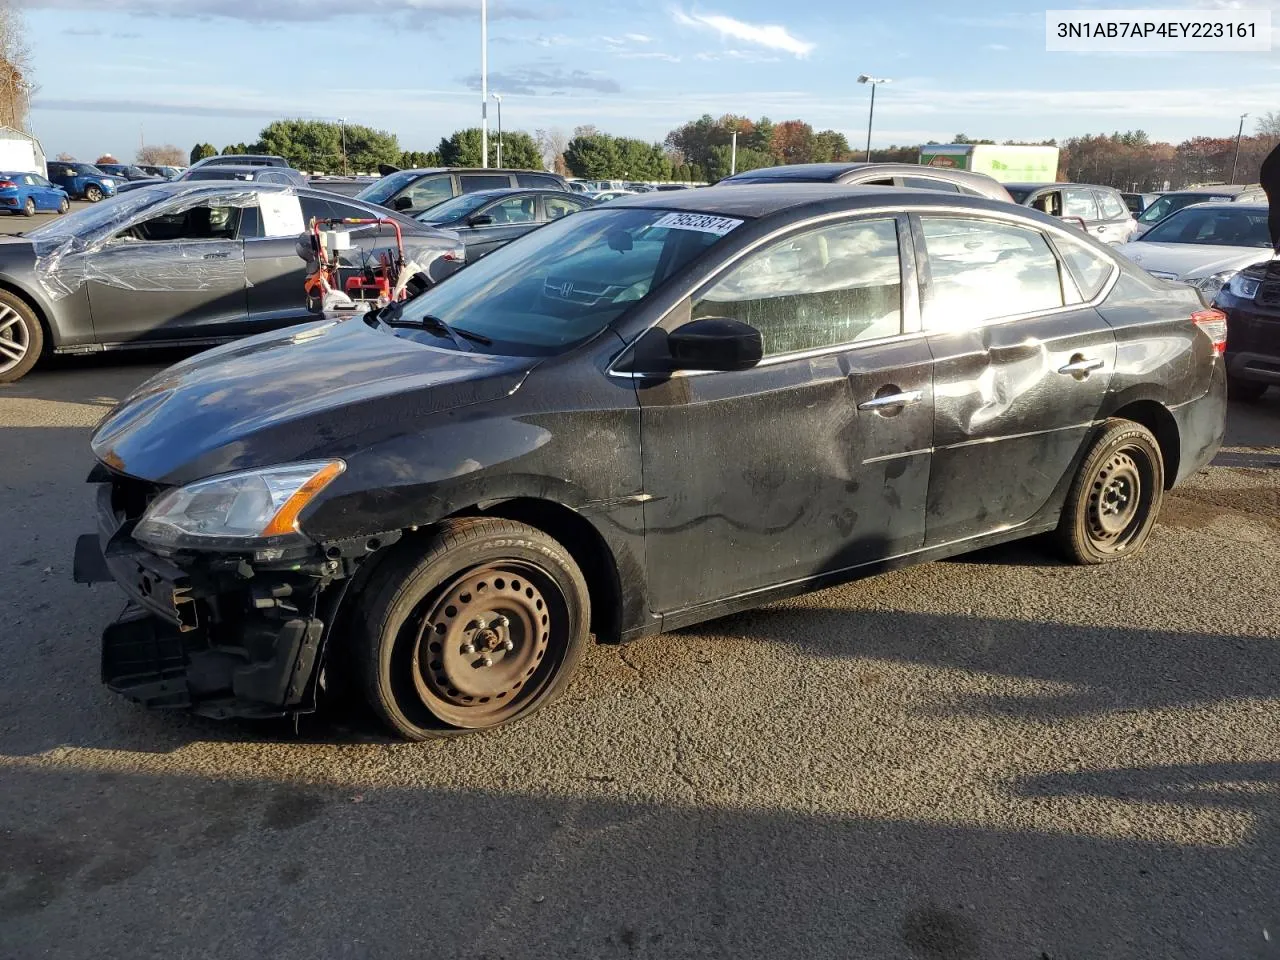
378, 306, 492, 349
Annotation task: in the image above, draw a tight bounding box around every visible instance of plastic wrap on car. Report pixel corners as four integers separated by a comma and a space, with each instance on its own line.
33, 187, 270, 300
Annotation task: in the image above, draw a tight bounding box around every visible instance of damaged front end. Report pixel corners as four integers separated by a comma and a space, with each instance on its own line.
74, 462, 392, 720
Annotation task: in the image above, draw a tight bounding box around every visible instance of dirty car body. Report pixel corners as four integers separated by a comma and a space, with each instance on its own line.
78, 185, 1228, 734
0, 181, 460, 370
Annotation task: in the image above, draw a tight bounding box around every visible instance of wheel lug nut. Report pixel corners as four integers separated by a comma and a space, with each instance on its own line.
461, 643, 476, 654
494, 615, 509, 628
481, 656, 494, 667
502, 638, 514, 651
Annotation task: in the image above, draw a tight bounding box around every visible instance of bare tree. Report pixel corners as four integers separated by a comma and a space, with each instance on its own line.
137, 143, 186, 166
1256, 111, 1280, 142
0, 1, 33, 131
534, 127, 569, 173
54, 151, 74, 161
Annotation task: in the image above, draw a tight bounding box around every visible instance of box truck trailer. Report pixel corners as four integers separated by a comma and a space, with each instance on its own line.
919, 144, 1059, 184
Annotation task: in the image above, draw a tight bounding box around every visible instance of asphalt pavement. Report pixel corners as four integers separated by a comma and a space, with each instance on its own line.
2, 337, 1280, 957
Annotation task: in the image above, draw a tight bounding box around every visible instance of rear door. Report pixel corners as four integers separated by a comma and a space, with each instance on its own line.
29, 174, 61, 209
84, 195, 249, 344
913, 213, 1117, 546
242, 192, 341, 328
1092, 188, 1137, 244
635, 214, 934, 614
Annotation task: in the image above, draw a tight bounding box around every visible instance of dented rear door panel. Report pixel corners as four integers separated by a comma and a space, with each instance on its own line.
924, 307, 1116, 546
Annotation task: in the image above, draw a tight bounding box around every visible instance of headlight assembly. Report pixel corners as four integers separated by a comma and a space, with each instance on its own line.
1188, 270, 1236, 301
133, 460, 344, 552
1226, 272, 1261, 300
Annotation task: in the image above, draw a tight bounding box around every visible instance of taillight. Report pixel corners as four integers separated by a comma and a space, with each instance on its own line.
0, 180, 17, 189
1192, 308, 1227, 355
441, 247, 466, 262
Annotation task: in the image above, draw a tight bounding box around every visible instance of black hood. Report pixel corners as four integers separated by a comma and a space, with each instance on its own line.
91, 317, 536, 485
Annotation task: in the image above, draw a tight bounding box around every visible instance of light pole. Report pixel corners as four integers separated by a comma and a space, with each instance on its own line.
492, 94, 503, 167
857, 74, 891, 162
480, 0, 489, 167
1230, 112, 1248, 184
730, 130, 738, 176
338, 117, 347, 175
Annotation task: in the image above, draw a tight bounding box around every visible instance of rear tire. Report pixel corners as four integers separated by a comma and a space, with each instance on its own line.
1229, 377, 1268, 403
0, 290, 44, 384
21, 197, 34, 217
84, 184, 103, 202
1056, 419, 1164, 565
356, 518, 590, 740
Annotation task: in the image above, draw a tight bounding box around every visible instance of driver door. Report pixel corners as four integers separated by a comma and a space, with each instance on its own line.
85, 197, 249, 345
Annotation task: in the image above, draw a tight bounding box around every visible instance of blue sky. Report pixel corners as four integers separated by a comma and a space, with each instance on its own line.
23, 0, 1280, 164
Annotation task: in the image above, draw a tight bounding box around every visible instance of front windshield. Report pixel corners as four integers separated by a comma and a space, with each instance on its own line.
417, 191, 497, 223
1140, 207, 1271, 247
1138, 193, 1231, 224
386, 207, 737, 356
356, 170, 422, 204
26, 187, 171, 241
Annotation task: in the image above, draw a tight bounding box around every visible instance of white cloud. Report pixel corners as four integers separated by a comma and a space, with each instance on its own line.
985, 43, 1010, 51
625, 32, 652, 43
673, 8, 814, 57
694, 49, 781, 63
620, 51, 682, 62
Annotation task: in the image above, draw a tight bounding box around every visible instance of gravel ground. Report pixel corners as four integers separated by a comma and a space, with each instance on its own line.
2, 354, 1278, 960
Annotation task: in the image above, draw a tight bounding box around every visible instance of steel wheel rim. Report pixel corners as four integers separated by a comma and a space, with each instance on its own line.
409, 560, 561, 728
0, 305, 29, 373
1086, 447, 1148, 552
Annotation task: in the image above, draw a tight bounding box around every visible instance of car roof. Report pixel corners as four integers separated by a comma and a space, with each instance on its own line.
1158, 202, 1268, 213
391, 167, 561, 177
606, 182, 1030, 219
188, 165, 294, 176
1165, 185, 1258, 195
1003, 182, 1115, 191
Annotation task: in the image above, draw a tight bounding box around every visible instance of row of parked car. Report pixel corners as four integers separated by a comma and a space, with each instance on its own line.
0, 153, 1272, 401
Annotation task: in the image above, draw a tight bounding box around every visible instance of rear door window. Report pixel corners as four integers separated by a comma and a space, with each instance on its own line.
544, 195, 585, 220
401, 174, 454, 209
1051, 233, 1116, 301
516, 173, 561, 189
1095, 190, 1128, 220
919, 217, 1065, 331
460, 174, 513, 193
1064, 187, 1100, 221
902, 176, 961, 193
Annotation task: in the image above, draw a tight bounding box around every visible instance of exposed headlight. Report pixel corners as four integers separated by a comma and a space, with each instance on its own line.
1226, 272, 1261, 300
133, 460, 344, 552
1188, 270, 1236, 300
101, 179, 114, 187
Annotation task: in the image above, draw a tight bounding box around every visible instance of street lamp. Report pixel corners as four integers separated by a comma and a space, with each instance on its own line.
492, 93, 503, 167
857, 74, 891, 163
337, 117, 347, 175
480, 0, 489, 167
1230, 112, 1248, 184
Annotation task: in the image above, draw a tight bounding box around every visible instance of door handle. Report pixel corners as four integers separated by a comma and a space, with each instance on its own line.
858, 390, 923, 411
1057, 356, 1105, 376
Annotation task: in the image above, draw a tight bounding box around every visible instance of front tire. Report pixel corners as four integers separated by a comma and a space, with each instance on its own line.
57, 197, 70, 215
356, 518, 591, 740
1056, 419, 1164, 565
0, 290, 43, 383
84, 184, 103, 202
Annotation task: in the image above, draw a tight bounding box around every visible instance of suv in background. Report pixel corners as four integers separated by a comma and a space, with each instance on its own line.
97, 163, 161, 183
45, 161, 118, 202
1005, 182, 1138, 244
1134, 185, 1267, 237
356, 168, 570, 215
718, 162, 1013, 201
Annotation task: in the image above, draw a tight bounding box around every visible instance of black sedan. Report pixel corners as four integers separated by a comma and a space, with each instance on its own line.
416, 187, 592, 261
78, 184, 1227, 740
0, 182, 460, 382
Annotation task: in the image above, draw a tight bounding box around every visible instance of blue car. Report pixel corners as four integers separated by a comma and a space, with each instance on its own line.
45, 161, 117, 202
0, 171, 70, 216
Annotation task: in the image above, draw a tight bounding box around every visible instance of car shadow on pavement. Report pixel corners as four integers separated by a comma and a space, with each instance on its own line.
1, 759, 1277, 959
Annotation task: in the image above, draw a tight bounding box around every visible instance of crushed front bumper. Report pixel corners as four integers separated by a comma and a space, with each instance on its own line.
75, 471, 333, 720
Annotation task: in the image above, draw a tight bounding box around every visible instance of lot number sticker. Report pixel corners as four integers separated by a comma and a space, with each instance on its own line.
653, 212, 744, 236
259, 193, 305, 238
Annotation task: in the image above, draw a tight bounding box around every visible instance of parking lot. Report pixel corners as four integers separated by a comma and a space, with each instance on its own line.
1, 331, 1278, 958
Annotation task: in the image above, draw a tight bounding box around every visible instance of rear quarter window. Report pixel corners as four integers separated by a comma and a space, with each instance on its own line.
1052, 233, 1116, 300
460, 174, 514, 192
516, 173, 561, 189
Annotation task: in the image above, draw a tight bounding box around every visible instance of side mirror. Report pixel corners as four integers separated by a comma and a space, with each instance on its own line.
392, 196, 413, 211
467, 213, 494, 226
668, 317, 762, 372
